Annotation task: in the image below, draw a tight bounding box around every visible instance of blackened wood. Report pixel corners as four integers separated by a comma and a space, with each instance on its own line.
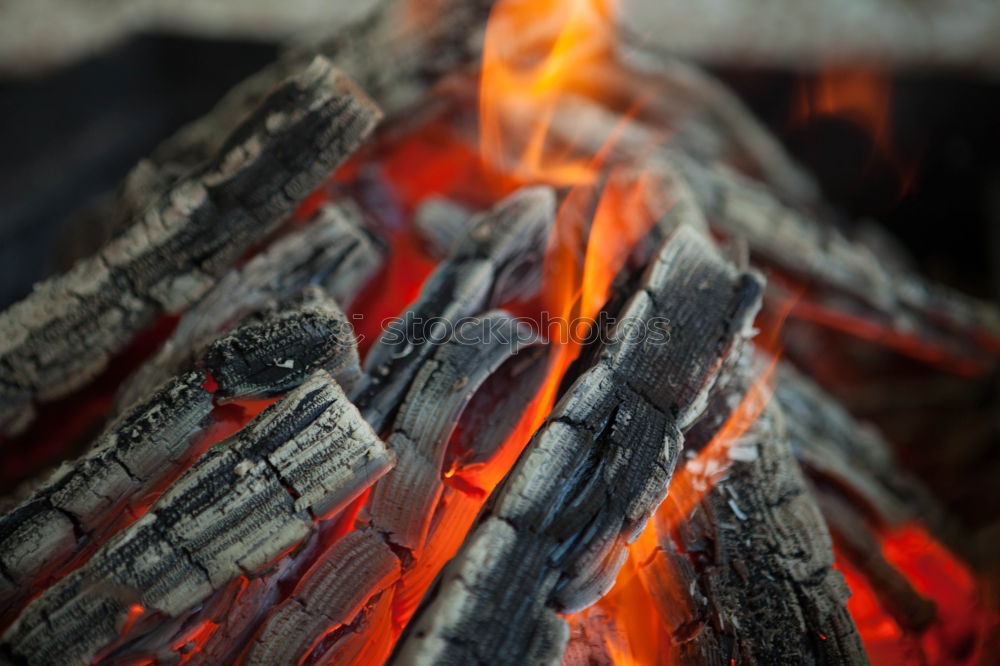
776, 363, 952, 633
352, 186, 556, 432
0, 371, 390, 666
116, 202, 383, 409
0, 371, 211, 630
201, 288, 361, 400
668, 151, 1000, 357
627, 401, 867, 665
245, 311, 548, 664
368, 312, 546, 551
0, 56, 381, 436
775, 362, 948, 534
394, 225, 763, 666
245, 527, 402, 665
0, 295, 360, 623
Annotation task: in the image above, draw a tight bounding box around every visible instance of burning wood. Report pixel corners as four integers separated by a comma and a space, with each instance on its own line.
567, 396, 866, 663
246, 312, 548, 664
0, 57, 381, 437
1, 371, 390, 666
0, 0, 997, 664
395, 226, 763, 664
116, 202, 384, 410
0, 294, 360, 625
352, 186, 555, 432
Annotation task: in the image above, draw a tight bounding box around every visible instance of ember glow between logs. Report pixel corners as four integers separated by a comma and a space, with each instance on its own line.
308, 0, 670, 660
1, 0, 998, 663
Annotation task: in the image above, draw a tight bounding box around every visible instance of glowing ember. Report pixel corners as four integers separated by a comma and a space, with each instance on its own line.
2, 0, 996, 663
306, 0, 675, 660
792, 67, 920, 201
833, 522, 997, 666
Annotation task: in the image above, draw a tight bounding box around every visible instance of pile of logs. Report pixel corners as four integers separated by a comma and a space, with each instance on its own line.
0, 2, 997, 665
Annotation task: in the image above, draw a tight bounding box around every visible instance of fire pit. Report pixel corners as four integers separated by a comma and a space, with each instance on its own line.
0, 0, 997, 664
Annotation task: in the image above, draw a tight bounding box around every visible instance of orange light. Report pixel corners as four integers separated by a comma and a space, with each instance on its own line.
794, 69, 892, 150
565, 293, 797, 663
479, 0, 617, 185
787, 294, 991, 377
792, 68, 920, 200
878, 524, 995, 665
120, 604, 145, 637
171, 620, 219, 664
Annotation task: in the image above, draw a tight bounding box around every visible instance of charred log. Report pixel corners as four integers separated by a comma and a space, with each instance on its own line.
0, 371, 391, 666
116, 202, 384, 409
0, 57, 381, 436
0, 294, 360, 624
625, 400, 866, 664
395, 225, 763, 665
352, 186, 555, 432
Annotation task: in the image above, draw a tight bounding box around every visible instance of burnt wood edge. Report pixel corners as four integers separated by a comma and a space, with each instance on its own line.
0, 56, 382, 436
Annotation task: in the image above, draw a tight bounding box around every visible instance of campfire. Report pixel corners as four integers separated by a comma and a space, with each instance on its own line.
0, 0, 997, 664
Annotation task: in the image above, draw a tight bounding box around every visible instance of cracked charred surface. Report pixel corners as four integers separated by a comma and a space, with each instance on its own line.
351, 186, 555, 433
0, 56, 381, 436
626, 402, 867, 665
394, 225, 763, 665
667, 151, 1000, 360
115, 202, 384, 411
243, 312, 549, 665
775, 363, 942, 532
201, 289, 361, 400
0, 371, 390, 666
0, 294, 360, 625
775, 364, 952, 635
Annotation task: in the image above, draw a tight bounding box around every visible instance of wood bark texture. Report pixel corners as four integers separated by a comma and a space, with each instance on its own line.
622, 401, 867, 664
0, 57, 382, 436
115, 201, 383, 410
394, 225, 764, 665
351, 186, 555, 432
1, 371, 391, 666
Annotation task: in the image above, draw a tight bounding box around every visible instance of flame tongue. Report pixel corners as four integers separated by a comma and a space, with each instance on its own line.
480, 0, 619, 185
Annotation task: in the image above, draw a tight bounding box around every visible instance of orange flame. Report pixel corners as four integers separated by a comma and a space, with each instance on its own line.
564, 296, 796, 662
792, 68, 919, 199
383, 95, 667, 666
324, 0, 674, 661
479, 0, 616, 185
